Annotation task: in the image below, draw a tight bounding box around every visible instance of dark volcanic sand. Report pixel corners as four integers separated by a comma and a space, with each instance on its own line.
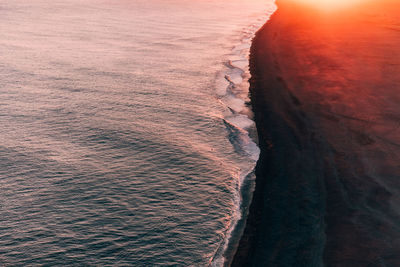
231, 1, 400, 266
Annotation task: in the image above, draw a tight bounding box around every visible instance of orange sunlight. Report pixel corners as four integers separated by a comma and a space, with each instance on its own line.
284, 0, 372, 11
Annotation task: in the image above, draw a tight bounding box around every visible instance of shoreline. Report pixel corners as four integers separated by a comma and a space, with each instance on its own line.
211, 9, 277, 266
231, 8, 327, 266
232, 1, 400, 266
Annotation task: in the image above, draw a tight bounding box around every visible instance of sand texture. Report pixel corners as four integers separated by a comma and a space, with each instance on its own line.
232, 1, 400, 266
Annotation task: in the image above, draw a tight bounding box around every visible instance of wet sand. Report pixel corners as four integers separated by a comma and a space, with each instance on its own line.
232, 1, 400, 266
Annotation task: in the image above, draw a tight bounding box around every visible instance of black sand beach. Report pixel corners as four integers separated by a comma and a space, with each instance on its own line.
232, 0, 400, 266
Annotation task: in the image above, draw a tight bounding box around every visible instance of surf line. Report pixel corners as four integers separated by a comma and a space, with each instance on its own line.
210, 3, 277, 266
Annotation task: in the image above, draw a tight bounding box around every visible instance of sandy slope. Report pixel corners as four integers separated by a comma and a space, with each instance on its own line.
232, 1, 400, 266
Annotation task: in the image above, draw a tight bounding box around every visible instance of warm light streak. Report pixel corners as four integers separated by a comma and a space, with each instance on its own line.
284, 0, 372, 11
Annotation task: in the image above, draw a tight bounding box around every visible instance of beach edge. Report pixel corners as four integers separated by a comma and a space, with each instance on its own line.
230, 6, 328, 266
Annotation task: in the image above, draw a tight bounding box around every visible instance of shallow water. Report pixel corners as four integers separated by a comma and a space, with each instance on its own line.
0, 0, 275, 265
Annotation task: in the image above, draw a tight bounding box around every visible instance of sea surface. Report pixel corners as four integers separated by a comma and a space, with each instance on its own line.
0, 0, 275, 265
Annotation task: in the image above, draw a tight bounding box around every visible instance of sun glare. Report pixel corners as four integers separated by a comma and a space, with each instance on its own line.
285, 0, 372, 11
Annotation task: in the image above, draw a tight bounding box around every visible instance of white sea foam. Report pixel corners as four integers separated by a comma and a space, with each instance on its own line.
216, 73, 230, 96
221, 94, 245, 113
225, 67, 244, 84
211, 2, 277, 266
230, 59, 248, 70
225, 114, 255, 130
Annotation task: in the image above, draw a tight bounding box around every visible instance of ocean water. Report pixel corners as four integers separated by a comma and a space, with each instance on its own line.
0, 0, 275, 265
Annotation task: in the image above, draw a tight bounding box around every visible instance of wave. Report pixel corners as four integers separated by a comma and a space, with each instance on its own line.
210, 3, 277, 266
